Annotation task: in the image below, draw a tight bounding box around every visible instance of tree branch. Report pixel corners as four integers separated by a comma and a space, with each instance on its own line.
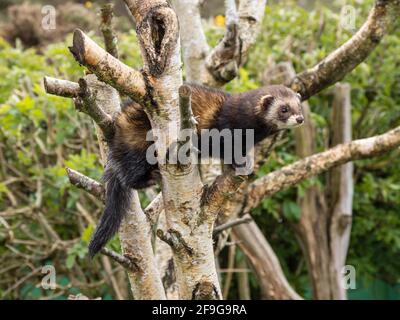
43, 77, 80, 98
213, 215, 252, 237
291, 0, 400, 100
205, 0, 240, 83
236, 0, 267, 65
69, 29, 146, 102
172, 0, 211, 83
232, 219, 303, 300
66, 167, 104, 200
100, 3, 119, 59
202, 169, 247, 218
74, 76, 116, 140
245, 125, 400, 212
101, 248, 138, 272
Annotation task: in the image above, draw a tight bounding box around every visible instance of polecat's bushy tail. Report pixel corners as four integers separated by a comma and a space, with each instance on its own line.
88, 169, 131, 258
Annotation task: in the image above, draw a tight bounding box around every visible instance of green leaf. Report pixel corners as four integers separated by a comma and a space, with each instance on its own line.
66, 255, 76, 269
282, 201, 301, 222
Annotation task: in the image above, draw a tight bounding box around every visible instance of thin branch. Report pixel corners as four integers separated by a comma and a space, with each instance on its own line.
213, 215, 252, 237
43, 77, 80, 98
245, 125, 400, 212
66, 167, 104, 200
69, 29, 146, 102
291, 0, 400, 100
100, 3, 119, 59
75, 77, 115, 139
101, 248, 138, 272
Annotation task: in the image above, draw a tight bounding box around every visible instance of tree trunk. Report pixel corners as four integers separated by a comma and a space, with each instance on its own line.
293, 81, 353, 300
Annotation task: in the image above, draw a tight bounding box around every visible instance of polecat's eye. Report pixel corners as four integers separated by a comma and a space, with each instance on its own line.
281, 105, 289, 113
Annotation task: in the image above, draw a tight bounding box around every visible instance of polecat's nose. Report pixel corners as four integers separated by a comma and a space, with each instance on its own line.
296, 116, 304, 124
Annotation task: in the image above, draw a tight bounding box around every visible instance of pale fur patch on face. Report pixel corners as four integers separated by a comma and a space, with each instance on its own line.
277, 114, 303, 129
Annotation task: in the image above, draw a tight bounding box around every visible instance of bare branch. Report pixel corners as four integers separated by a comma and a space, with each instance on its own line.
66, 167, 104, 200
100, 3, 119, 58
213, 214, 252, 237
206, 0, 240, 83
124, 0, 180, 78
101, 248, 138, 272
74, 77, 115, 140
237, 0, 267, 64
291, 0, 400, 100
245, 125, 400, 212
43, 77, 80, 98
69, 29, 146, 102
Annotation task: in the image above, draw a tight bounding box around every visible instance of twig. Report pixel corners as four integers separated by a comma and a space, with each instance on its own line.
75, 77, 115, 139
66, 167, 105, 200
100, 248, 138, 272
100, 3, 119, 59
213, 215, 252, 237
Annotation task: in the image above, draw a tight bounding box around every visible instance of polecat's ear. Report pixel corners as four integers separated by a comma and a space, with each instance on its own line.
260, 95, 275, 111
296, 93, 302, 101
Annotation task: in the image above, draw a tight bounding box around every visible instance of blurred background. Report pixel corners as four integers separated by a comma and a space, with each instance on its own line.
0, 0, 399, 299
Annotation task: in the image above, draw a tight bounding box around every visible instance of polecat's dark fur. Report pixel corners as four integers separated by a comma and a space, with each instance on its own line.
88, 84, 304, 257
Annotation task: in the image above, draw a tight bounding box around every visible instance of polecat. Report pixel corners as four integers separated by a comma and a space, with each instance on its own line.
88, 84, 304, 257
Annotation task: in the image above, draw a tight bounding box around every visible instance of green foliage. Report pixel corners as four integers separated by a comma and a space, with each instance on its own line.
0, 28, 152, 299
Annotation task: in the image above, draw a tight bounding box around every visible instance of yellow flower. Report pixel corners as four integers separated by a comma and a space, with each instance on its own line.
84, 1, 93, 9
214, 15, 225, 27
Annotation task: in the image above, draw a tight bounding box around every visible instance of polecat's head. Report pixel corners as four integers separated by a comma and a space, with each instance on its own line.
256, 85, 304, 130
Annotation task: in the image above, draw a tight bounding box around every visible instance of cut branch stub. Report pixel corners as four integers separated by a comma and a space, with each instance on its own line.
43, 77, 80, 98
69, 29, 146, 102
202, 169, 247, 218
178, 84, 194, 131
101, 248, 139, 272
